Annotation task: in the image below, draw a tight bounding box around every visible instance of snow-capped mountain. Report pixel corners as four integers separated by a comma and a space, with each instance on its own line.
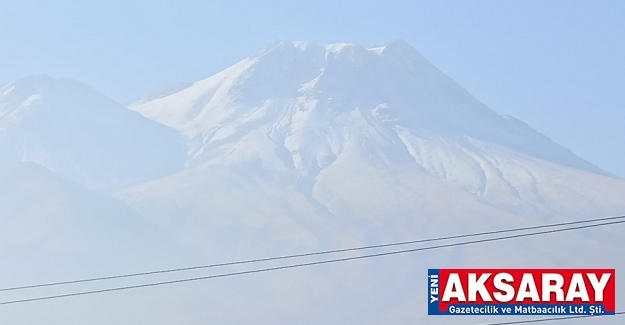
119, 40, 625, 324
130, 40, 605, 174
0, 75, 187, 190
127, 40, 623, 221
1, 41, 624, 325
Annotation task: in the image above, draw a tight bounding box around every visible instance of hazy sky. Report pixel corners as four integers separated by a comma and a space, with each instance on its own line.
1, 0, 623, 177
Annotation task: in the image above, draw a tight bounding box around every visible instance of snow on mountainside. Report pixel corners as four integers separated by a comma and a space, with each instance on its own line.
0, 75, 187, 190
119, 43, 625, 325
131, 81, 193, 105
127, 40, 623, 219
129, 39, 607, 177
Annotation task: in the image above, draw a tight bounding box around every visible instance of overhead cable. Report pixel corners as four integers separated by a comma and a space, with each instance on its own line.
0, 219, 623, 306
2, 215, 623, 293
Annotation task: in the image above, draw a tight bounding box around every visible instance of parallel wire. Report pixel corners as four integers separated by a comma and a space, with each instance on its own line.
478, 311, 625, 324
1, 215, 623, 293
0, 219, 623, 306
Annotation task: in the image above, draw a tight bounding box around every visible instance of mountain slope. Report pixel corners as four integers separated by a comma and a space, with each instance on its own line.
0, 162, 213, 325
0, 162, 196, 277
0, 75, 187, 190
127, 40, 623, 218
130, 40, 607, 177
117, 40, 625, 325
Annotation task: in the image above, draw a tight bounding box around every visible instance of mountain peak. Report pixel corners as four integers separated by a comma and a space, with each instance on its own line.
381, 39, 431, 69
4, 74, 100, 97
7, 74, 56, 88
0, 75, 187, 190
1, 75, 119, 117
384, 39, 417, 52
254, 40, 386, 62
129, 40, 608, 178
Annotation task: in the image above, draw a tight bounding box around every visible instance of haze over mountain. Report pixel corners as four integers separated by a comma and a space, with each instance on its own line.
0, 162, 209, 325
0, 75, 187, 190
1, 40, 624, 325
127, 40, 622, 223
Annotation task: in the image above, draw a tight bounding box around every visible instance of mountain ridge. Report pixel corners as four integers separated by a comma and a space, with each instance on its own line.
0, 74, 187, 190
129, 40, 609, 181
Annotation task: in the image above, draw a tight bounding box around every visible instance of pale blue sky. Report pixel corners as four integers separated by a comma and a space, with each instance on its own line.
1, 0, 623, 177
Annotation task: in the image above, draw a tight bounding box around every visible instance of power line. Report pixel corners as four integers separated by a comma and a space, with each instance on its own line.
478, 311, 625, 324
2, 215, 623, 293
0, 219, 623, 306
